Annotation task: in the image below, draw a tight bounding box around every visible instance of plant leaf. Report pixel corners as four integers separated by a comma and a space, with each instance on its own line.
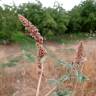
76, 71, 88, 83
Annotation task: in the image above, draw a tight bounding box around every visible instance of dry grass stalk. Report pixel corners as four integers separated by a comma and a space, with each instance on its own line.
73, 41, 87, 96
44, 87, 56, 96
74, 41, 85, 65
18, 15, 47, 96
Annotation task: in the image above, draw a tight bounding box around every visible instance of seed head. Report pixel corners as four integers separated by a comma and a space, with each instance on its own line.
18, 15, 43, 44
74, 41, 85, 64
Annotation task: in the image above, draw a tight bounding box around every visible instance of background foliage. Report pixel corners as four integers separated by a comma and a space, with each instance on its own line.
0, 0, 96, 42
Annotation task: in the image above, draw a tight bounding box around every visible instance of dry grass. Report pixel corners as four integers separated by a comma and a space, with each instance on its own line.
0, 40, 96, 96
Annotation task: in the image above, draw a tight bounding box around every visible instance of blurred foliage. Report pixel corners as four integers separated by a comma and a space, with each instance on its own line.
52, 89, 72, 96
0, 0, 96, 43
0, 57, 20, 68
48, 59, 89, 96
75, 71, 89, 83
67, 0, 96, 33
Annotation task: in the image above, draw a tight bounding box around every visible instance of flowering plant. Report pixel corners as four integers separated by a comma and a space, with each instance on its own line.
18, 15, 47, 96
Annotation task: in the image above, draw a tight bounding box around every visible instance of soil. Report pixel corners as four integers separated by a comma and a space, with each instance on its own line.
0, 40, 96, 96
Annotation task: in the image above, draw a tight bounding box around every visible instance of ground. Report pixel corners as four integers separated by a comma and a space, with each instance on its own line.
0, 40, 96, 96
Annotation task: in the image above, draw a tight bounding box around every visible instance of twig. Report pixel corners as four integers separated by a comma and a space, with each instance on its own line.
36, 62, 44, 96
44, 87, 56, 96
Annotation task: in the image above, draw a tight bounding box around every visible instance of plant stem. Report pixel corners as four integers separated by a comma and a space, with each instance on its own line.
80, 64, 85, 96
36, 62, 44, 96
44, 87, 56, 96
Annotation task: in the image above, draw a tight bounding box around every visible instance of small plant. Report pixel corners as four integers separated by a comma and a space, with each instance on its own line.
18, 15, 47, 96
46, 41, 88, 96
73, 41, 86, 65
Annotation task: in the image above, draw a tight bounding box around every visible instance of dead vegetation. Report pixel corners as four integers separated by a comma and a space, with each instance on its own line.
0, 40, 96, 96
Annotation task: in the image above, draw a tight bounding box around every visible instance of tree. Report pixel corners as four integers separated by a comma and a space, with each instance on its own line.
80, 0, 96, 32
67, 0, 96, 33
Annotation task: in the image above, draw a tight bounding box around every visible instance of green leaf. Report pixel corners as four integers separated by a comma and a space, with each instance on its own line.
57, 89, 72, 96
56, 60, 73, 69
58, 75, 70, 83
65, 64, 73, 69
25, 53, 35, 62
76, 71, 88, 83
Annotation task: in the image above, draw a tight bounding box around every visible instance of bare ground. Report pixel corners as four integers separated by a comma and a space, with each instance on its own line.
0, 40, 96, 96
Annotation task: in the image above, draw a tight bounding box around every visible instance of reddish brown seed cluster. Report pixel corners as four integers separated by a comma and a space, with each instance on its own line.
18, 15, 43, 45
18, 15, 47, 57
18, 15, 47, 76
36, 43, 47, 58
74, 41, 85, 64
